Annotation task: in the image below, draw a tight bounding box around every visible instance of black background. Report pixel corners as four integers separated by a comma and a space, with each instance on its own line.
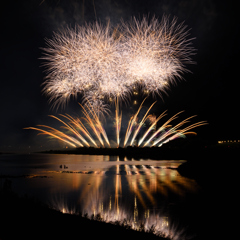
0, 0, 239, 152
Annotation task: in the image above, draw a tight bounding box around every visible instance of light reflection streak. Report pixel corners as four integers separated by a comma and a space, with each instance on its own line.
50, 160, 199, 239
115, 164, 122, 215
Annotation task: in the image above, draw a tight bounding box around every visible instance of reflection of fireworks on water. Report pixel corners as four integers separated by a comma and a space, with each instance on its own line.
42, 16, 194, 112
49, 161, 197, 240
51, 193, 182, 239
50, 194, 76, 215
25, 101, 207, 148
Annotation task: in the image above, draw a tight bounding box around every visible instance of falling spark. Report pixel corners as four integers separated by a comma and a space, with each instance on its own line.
123, 98, 147, 147
79, 103, 110, 147
129, 101, 157, 146
137, 110, 167, 146
25, 126, 80, 148
142, 111, 185, 147
115, 97, 122, 148
25, 103, 111, 148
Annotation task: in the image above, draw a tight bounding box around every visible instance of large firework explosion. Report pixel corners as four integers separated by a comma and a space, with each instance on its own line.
26, 16, 204, 149
41, 16, 195, 113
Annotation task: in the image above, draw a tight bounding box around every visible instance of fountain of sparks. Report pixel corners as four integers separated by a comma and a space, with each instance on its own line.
25, 100, 207, 149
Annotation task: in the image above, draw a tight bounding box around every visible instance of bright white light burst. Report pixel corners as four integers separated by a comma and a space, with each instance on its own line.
42, 16, 195, 112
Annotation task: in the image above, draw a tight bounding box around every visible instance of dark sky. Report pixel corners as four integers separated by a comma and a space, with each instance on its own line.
0, 0, 239, 153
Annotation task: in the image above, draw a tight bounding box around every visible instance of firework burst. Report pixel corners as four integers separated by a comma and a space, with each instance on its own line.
42, 21, 128, 111
122, 16, 195, 95
34, 16, 200, 147
41, 16, 195, 113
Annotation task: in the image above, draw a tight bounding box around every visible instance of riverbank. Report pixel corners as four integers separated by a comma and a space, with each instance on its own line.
41, 143, 239, 161
1, 145, 237, 240
0, 188, 166, 240
41, 145, 189, 160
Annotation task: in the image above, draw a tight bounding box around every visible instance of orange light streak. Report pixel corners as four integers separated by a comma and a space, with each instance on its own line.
123, 98, 147, 147
26, 100, 207, 149
142, 111, 184, 147
49, 115, 90, 147
115, 97, 122, 148
24, 126, 79, 148
129, 101, 157, 146
138, 110, 167, 146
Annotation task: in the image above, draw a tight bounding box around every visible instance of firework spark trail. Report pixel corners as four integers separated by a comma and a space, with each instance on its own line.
80, 103, 110, 147
137, 110, 167, 146
142, 111, 184, 147
152, 118, 207, 147
115, 98, 122, 148
155, 121, 207, 147
123, 98, 147, 147
26, 102, 207, 149
80, 104, 105, 147
26, 103, 111, 148
24, 126, 80, 148
48, 115, 90, 147
41, 16, 195, 113
59, 114, 98, 147
129, 101, 157, 146
37, 124, 83, 147
151, 114, 197, 147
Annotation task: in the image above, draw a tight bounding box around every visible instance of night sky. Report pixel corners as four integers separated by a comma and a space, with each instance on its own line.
0, 0, 239, 153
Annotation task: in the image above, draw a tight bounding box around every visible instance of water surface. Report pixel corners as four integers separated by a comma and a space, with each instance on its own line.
0, 153, 202, 239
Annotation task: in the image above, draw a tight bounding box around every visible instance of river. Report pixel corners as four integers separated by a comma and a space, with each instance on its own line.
0, 153, 207, 239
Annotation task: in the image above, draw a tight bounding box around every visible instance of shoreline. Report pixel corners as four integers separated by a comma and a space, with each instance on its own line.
39, 144, 239, 160
38, 144, 238, 189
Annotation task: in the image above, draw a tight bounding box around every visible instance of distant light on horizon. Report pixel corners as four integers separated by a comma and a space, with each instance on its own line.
218, 140, 240, 144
